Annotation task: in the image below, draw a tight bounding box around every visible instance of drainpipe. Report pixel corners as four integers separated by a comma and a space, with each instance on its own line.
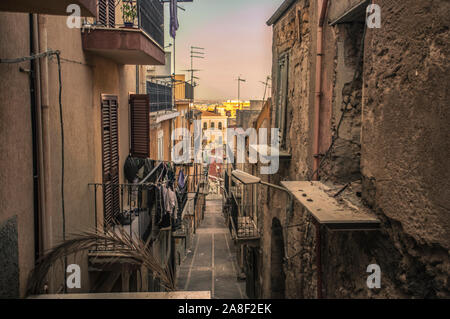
29, 14, 41, 260
37, 15, 53, 253
312, 0, 328, 181
312, 0, 328, 299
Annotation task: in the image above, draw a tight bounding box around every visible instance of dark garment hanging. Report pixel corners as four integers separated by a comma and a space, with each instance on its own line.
178, 169, 185, 189
155, 185, 164, 226
124, 155, 145, 183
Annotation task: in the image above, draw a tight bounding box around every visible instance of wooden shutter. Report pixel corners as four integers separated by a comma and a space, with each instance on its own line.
97, 0, 115, 27
130, 94, 150, 158
101, 94, 120, 227
98, 0, 107, 25
107, 0, 115, 27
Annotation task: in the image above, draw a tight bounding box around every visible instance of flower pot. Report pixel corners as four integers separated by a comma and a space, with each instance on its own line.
124, 22, 134, 28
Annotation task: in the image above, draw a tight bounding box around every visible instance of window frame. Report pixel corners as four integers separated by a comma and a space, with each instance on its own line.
276, 51, 289, 150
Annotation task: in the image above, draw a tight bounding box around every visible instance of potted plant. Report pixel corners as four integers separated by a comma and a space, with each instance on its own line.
121, 0, 137, 28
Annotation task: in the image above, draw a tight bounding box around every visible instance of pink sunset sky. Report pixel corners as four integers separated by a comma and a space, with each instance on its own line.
164, 0, 285, 101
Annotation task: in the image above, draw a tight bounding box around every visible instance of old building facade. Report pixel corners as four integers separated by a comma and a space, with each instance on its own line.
229, 0, 449, 299
0, 1, 206, 298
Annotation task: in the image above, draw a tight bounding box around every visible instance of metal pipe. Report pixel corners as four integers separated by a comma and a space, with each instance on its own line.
29, 13, 41, 261
312, 0, 328, 181
260, 180, 294, 218
312, 0, 328, 298
37, 14, 53, 252
314, 219, 323, 299
32, 14, 45, 259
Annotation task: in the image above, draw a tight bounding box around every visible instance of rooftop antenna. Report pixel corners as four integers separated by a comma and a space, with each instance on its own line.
184, 46, 206, 114
236, 75, 246, 108
260, 76, 271, 103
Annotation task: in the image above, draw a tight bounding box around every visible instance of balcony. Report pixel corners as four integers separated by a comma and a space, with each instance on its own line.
82, 0, 165, 65
147, 81, 175, 113
223, 171, 259, 242
87, 162, 199, 292
0, 0, 96, 16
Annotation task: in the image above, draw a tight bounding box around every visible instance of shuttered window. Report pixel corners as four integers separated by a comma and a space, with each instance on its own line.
130, 94, 150, 158
97, 0, 115, 27
98, 0, 107, 25
108, 0, 115, 27
101, 94, 120, 227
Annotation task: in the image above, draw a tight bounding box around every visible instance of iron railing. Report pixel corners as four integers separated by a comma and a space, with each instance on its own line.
93, 0, 164, 48
222, 169, 259, 240
147, 81, 173, 112
88, 162, 192, 251
138, 0, 164, 47
89, 182, 154, 248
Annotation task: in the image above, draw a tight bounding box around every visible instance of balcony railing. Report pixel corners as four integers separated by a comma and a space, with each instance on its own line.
88, 162, 191, 251
93, 0, 164, 48
222, 170, 259, 240
226, 192, 259, 240
147, 81, 173, 112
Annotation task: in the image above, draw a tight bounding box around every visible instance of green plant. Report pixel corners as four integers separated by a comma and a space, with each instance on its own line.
26, 227, 176, 295
121, 1, 137, 24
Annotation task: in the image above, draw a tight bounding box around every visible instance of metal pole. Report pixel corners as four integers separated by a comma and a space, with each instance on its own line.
238, 77, 240, 108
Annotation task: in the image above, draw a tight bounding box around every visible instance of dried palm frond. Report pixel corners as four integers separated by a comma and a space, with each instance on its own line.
26, 226, 175, 296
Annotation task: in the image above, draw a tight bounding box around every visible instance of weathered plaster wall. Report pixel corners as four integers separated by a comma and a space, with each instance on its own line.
255, 0, 449, 299
320, 18, 365, 182
0, 12, 138, 296
360, 0, 450, 297
271, 0, 314, 180
255, 0, 315, 299
0, 12, 36, 298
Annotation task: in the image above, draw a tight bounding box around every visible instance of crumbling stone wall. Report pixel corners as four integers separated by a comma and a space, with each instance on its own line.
320, 22, 365, 182
359, 0, 450, 298
271, 0, 313, 180
253, 0, 449, 299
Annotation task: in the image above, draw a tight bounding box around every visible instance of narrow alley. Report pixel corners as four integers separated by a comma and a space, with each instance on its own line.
176, 195, 246, 299
0, 0, 448, 303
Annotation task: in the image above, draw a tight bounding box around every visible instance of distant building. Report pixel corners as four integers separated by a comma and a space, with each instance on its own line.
200, 111, 228, 146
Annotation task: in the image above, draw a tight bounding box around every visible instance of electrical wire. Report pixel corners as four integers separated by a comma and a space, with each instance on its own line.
0, 50, 59, 64
308, 21, 368, 181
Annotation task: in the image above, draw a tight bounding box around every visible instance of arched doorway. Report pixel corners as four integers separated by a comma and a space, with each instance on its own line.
271, 218, 285, 298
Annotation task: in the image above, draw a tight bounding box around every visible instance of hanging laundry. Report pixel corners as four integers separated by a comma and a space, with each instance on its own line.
170, 0, 179, 39
178, 169, 185, 189
162, 185, 177, 214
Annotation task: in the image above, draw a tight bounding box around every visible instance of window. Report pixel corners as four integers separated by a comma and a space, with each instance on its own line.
97, 0, 115, 27
276, 52, 289, 149
218, 122, 223, 130
129, 94, 150, 158
211, 121, 215, 129
101, 94, 120, 226
203, 122, 207, 130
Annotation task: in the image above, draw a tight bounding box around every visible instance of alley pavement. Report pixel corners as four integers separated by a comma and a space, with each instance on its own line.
176, 196, 246, 299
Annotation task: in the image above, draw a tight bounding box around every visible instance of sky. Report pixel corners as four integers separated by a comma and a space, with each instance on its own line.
163, 0, 285, 101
